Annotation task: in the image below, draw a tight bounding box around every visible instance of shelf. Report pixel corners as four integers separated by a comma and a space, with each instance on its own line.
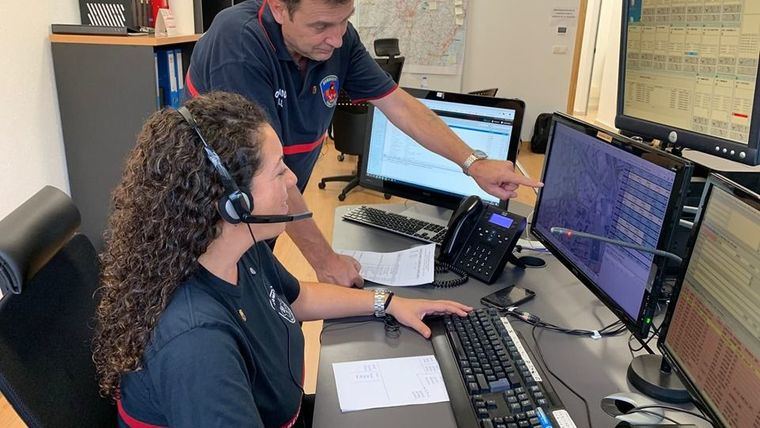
50, 33, 201, 46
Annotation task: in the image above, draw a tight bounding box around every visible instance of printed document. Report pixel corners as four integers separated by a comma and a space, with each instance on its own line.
336, 244, 435, 286
332, 355, 450, 412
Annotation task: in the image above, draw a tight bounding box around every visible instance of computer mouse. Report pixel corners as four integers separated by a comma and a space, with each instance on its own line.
601, 391, 664, 425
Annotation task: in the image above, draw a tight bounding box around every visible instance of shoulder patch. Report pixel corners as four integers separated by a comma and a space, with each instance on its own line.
320, 75, 339, 108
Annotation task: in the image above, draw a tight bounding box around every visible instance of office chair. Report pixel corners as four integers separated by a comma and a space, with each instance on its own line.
468, 88, 499, 97
319, 38, 405, 201
0, 186, 117, 428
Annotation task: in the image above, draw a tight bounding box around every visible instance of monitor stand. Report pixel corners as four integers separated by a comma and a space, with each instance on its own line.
627, 354, 690, 403
507, 254, 546, 269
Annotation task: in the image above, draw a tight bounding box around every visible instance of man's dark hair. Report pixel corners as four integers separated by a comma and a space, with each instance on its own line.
282, 0, 352, 17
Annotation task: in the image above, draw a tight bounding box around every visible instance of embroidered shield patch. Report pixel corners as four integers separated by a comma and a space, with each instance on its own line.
320, 75, 339, 108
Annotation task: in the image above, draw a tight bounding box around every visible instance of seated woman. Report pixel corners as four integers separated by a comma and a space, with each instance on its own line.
93, 92, 471, 428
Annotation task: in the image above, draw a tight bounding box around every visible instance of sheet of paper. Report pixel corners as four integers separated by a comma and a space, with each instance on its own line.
335, 244, 435, 286
332, 355, 450, 412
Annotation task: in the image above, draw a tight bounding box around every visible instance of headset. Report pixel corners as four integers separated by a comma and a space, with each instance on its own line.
177, 106, 312, 224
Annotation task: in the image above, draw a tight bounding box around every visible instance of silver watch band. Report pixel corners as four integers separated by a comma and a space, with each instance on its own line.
462, 151, 488, 176
373, 288, 390, 317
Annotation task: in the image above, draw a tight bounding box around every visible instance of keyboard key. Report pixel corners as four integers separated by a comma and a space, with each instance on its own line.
476, 374, 489, 392
489, 378, 510, 392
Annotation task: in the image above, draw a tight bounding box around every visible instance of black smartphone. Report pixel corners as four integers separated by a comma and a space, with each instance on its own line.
480, 285, 535, 309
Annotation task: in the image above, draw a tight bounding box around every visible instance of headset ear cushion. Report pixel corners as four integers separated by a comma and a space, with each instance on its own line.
218, 190, 253, 224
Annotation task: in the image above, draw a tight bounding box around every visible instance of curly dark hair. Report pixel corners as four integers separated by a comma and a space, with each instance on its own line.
93, 91, 270, 399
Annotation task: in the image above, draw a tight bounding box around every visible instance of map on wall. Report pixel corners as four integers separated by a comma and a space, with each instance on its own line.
352, 0, 468, 75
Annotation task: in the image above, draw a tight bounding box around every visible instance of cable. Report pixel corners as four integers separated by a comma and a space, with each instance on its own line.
625, 409, 682, 425
246, 224, 304, 395
626, 405, 715, 426
627, 322, 661, 358
531, 325, 593, 428
504, 308, 627, 339
431, 261, 469, 288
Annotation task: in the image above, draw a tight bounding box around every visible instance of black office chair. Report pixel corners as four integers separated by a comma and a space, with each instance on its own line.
468, 88, 499, 97
318, 38, 405, 201
0, 186, 116, 428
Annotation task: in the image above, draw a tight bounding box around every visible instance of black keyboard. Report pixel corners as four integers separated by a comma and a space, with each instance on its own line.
342, 206, 448, 244
430, 308, 577, 428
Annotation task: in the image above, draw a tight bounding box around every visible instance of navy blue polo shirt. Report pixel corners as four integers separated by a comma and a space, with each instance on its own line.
187, 0, 397, 191
117, 243, 304, 428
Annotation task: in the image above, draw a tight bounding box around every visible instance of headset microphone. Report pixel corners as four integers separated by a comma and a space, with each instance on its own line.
240, 211, 313, 224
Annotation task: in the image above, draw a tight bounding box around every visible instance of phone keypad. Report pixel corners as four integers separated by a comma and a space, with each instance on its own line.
457, 225, 509, 280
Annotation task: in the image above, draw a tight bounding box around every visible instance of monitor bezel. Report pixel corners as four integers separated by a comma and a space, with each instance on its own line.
530, 113, 693, 339
359, 88, 525, 210
657, 174, 760, 426
615, 3, 760, 166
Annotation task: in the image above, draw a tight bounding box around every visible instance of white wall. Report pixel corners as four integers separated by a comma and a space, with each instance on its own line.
573, 0, 601, 115
0, 1, 79, 219
399, 0, 582, 141
594, 0, 622, 129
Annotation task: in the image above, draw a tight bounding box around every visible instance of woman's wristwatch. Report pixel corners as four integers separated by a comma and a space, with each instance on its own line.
373, 288, 394, 317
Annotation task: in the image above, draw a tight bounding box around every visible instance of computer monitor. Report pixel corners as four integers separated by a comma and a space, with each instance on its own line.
531, 113, 692, 339
359, 88, 524, 210
616, 1, 760, 166
658, 174, 760, 426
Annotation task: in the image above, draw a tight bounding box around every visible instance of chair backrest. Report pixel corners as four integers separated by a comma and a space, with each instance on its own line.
0, 186, 116, 428
330, 39, 406, 154
374, 38, 400, 59
374, 38, 404, 83
468, 88, 499, 97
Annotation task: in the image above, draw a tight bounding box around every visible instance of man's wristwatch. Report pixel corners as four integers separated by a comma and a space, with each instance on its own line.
373, 288, 393, 317
462, 150, 488, 176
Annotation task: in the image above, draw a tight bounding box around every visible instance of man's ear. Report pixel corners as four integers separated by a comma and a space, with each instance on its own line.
268, 0, 289, 25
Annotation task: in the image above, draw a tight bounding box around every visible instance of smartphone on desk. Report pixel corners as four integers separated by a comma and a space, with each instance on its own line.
481, 285, 535, 309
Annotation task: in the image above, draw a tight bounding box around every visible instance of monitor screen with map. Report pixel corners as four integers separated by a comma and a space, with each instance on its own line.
531, 114, 692, 339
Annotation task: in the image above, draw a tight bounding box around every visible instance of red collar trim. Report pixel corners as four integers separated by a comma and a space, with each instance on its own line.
258, 0, 277, 52
117, 399, 166, 428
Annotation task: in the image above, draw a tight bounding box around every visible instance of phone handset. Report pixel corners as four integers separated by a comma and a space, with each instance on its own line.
433, 196, 483, 288
439, 195, 483, 263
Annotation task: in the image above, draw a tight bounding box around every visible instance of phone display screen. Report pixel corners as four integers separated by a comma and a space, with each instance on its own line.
488, 213, 513, 228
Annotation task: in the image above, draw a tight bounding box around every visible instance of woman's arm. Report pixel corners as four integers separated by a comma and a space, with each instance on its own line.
290, 282, 472, 338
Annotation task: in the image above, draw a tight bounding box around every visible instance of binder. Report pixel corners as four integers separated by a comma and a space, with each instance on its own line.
167, 50, 180, 108
174, 49, 185, 105
155, 48, 170, 107
153, 52, 161, 109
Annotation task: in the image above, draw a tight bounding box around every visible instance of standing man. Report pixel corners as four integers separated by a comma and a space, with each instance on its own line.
187, 0, 542, 287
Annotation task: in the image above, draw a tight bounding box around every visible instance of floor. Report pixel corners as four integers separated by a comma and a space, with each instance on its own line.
0, 139, 545, 427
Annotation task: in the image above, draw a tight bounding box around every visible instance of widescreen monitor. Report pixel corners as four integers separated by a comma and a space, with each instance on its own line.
360, 88, 524, 210
659, 174, 760, 427
617, 0, 760, 166
531, 113, 692, 339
